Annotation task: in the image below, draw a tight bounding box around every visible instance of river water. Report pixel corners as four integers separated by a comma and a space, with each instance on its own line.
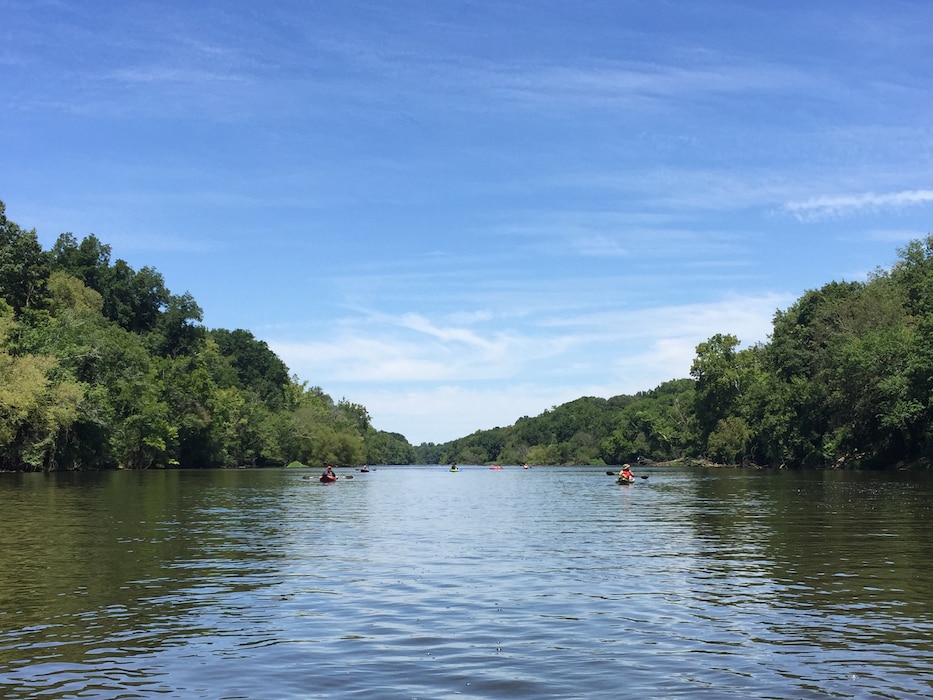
1, 465, 932, 699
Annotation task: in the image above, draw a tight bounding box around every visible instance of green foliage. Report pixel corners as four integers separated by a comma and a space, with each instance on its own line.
415, 232, 933, 470
364, 430, 416, 465
47, 270, 104, 316
50, 233, 111, 292
151, 292, 204, 358
707, 417, 752, 464
0, 300, 84, 470
690, 333, 744, 442
7, 199, 933, 472
414, 384, 697, 466
209, 328, 290, 409
604, 379, 697, 463
413, 441, 444, 464
0, 202, 407, 471
104, 262, 166, 334
0, 202, 50, 315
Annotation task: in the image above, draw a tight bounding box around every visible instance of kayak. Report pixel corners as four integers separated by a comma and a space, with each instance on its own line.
320, 474, 338, 483
449, 467, 460, 472
616, 475, 635, 485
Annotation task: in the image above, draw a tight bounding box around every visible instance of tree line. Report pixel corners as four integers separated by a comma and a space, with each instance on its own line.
418, 236, 933, 471
0, 201, 415, 471
4, 200, 932, 471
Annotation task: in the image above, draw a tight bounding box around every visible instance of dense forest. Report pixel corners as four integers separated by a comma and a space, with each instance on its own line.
0, 201, 416, 471
3, 200, 932, 471
420, 237, 933, 471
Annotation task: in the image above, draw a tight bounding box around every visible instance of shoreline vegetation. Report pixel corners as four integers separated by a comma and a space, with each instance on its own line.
3, 200, 933, 472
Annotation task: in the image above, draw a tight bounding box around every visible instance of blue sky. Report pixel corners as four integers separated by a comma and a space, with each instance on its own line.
3, 1, 933, 444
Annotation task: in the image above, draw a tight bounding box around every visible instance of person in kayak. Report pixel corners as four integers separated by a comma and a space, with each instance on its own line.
619, 464, 634, 480
321, 465, 337, 481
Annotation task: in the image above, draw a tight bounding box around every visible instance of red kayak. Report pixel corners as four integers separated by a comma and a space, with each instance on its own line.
320, 474, 338, 483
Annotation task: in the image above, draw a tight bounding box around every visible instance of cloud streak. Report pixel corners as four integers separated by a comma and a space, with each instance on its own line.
786, 189, 933, 221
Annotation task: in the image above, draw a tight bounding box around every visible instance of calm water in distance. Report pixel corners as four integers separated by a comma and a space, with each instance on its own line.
1, 465, 933, 699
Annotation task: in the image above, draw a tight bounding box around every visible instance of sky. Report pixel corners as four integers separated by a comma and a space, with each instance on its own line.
3, 1, 933, 445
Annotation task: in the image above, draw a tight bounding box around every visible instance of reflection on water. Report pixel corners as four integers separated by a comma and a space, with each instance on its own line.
1, 466, 932, 698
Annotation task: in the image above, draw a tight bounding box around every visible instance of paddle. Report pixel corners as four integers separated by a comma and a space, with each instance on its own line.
305, 469, 353, 481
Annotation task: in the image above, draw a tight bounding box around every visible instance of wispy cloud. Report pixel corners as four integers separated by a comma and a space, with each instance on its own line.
479, 59, 817, 110
270, 316, 536, 384
571, 234, 629, 257
269, 292, 788, 443
107, 66, 249, 85
396, 313, 496, 350
786, 189, 933, 221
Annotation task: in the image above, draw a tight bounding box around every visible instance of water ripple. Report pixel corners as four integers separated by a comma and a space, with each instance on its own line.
2, 467, 933, 698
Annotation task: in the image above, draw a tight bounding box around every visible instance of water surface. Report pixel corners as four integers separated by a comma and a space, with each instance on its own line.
2, 466, 932, 698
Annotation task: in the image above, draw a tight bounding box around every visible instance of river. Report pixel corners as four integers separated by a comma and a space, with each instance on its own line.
1, 465, 932, 698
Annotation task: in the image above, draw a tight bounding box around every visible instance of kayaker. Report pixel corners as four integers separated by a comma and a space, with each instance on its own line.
619, 464, 634, 480
322, 465, 336, 480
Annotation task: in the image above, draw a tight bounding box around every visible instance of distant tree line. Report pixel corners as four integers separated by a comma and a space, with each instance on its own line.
4, 200, 932, 471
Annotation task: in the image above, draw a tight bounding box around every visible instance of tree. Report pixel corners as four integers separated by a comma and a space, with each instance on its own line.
151, 292, 204, 358
365, 430, 415, 465
50, 233, 112, 293
46, 271, 104, 316
0, 201, 50, 316
210, 328, 290, 409
707, 417, 752, 464
690, 334, 743, 444
98, 261, 168, 334
890, 235, 933, 317
337, 400, 371, 433
0, 300, 84, 470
